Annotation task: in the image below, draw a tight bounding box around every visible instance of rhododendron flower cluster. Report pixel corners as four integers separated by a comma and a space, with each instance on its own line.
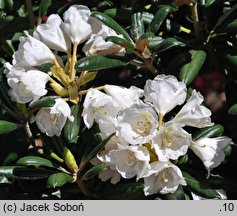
83, 75, 231, 196
3, 5, 125, 137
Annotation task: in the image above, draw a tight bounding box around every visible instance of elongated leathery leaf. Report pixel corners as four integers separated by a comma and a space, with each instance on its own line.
79, 133, 114, 173
214, 4, 237, 32
152, 37, 185, 52
147, 5, 178, 34
131, 12, 144, 41
183, 171, 219, 198
192, 124, 224, 141
28, 96, 58, 110
64, 104, 81, 144
17, 156, 54, 168
39, 0, 52, 17
75, 56, 127, 71
0, 120, 19, 134
228, 104, 237, 115
82, 164, 107, 181
91, 11, 132, 42
105, 36, 135, 51
179, 50, 206, 85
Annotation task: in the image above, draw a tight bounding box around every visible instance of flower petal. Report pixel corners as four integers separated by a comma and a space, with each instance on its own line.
172, 90, 213, 128
190, 136, 231, 176
143, 161, 186, 196
144, 75, 187, 116
152, 122, 191, 161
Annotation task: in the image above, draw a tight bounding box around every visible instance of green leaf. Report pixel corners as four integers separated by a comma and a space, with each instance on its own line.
105, 36, 135, 51
3, 152, 18, 165
147, 5, 178, 33
0, 120, 18, 134
130, 12, 144, 41
214, 4, 237, 32
40, 63, 54, 73
101, 182, 145, 199
79, 133, 114, 173
1, 39, 15, 56
0, 67, 15, 110
16, 156, 54, 168
179, 50, 206, 85
224, 19, 237, 34
82, 164, 107, 181
139, 32, 155, 40
0, 166, 15, 178
103, 8, 131, 22
192, 124, 224, 141
47, 173, 73, 188
165, 186, 186, 200
224, 145, 232, 158
148, 36, 163, 49
39, 0, 52, 17
207, 175, 237, 192
75, 56, 127, 71
177, 154, 188, 165
182, 171, 219, 198
91, 11, 132, 42
0, 175, 12, 184
64, 104, 81, 144
0, 0, 5, 9
204, 0, 215, 7
152, 37, 185, 52
228, 104, 237, 115
13, 167, 56, 180
142, 12, 154, 25
28, 96, 57, 110
4, 0, 13, 11
0, 166, 56, 180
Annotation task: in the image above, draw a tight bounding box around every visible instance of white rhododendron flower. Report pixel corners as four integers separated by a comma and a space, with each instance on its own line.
143, 161, 186, 195
91, 140, 122, 184
172, 90, 213, 128
104, 144, 150, 180
7, 70, 49, 104
104, 85, 143, 108
116, 104, 158, 145
80, 74, 228, 196
4, 63, 25, 79
35, 98, 74, 137
98, 167, 121, 184
144, 75, 186, 116
190, 136, 231, 176
82, 89, 121, 129
152, 123, 191, 161
34, 14, 71, 52
83, 17, 125, 56
13, 32, 55, 67
63, 5, 92, 44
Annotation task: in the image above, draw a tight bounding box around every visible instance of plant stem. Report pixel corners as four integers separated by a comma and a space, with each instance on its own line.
79, 86, 105, 95
158, 113, 164, 127
133, 51, 156, 74
76, 177, 91, 197
24, 122, 37, 150
190, 2, 202, 41
25, 0, 35, 29
54, 58, 61, 69
70, 42, 78, 81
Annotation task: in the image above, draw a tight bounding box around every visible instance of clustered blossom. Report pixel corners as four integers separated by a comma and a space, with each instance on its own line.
3, 3, 231, 197
82, 75, 232, 196
4, 5, 125, 137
